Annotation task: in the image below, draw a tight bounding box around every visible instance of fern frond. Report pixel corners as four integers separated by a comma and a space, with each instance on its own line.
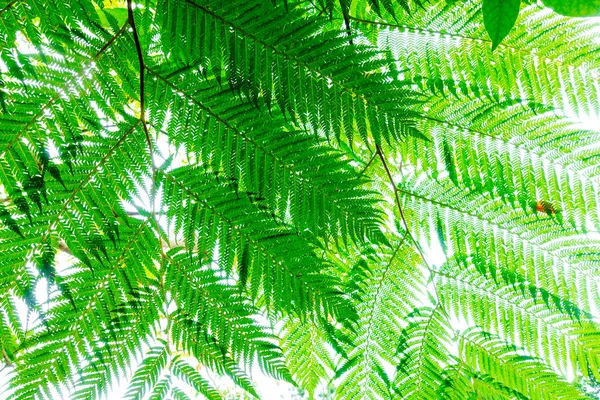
145, 72, 386, 247
0, 0, 598, 398
437, 257, 600, 381
123, 343, 169, 400
161, 167, 356, 323
398, 175, 600, 316
171, 359, 221, 400
165, 249, 290, 388
391, 306, 454, 400
459, 328, 588, 400
146, 0, 422, 145
280, 317, 335, 397
334, 239, 427, 399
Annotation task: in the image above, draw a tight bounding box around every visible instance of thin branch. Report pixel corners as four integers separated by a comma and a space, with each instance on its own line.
0, 0, 18, 17
127, 0, 145, 118
357, 151, 377, 178
375, 154, 454, 380
127, 0, 152, 154
127, 0, 158, 229
375, 144, 435, 277
1, 348, 13, 366
58, 239, 71, 255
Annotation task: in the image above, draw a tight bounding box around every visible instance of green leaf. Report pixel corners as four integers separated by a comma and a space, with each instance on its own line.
0, 204, 23, 238
442, 139, 458, 186
482, 0, 521, 50
542, 0, 600, 17
238, 244, 249, 289
46, 164, 67, 189
436, 215, 447, 254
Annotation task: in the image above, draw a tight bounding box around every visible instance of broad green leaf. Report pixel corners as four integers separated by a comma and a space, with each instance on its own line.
482, 0, 521, 50
542, 0, 600, 17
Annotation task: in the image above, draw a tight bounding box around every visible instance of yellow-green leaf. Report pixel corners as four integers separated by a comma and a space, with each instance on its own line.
542, 0, 600, 17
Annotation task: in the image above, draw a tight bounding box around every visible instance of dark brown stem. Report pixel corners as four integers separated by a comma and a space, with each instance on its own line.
0, 0, 18, 16
357, 151, 377, 178
127, 0, 158, 225
127, 0, 152, 153
375, 145, 434, 275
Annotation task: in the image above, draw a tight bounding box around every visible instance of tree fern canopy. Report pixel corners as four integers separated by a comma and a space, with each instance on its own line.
0, 0, 599, 398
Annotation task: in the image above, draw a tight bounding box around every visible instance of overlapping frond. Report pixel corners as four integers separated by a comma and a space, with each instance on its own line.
0, 0, 599, 398
334, 239, 427, 399
459, 329, 587, 400
392, 306, 454, 399
280, 317, 335, 397
165, 249, 291, 387
145, 0, 423, 145
437, 257, 600, 380
399, 175, 600, 310
123, 343, 169, 400
145, 69, 385, 247
371, 2, 600, 231
161, 166, 356, 322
